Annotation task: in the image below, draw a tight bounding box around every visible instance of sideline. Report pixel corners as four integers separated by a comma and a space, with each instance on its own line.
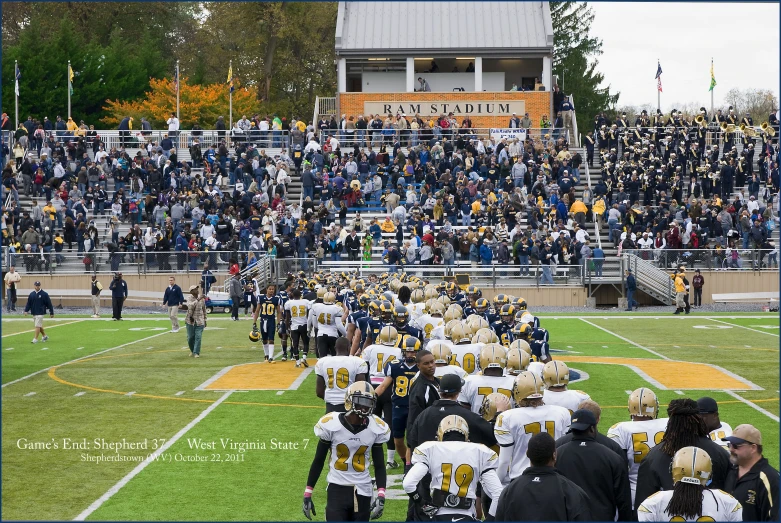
72, 391, 234, 520
579, 319, 671, 360
2, 330, 171, 388
1, 319, 85, 338
724, 390, 780, 422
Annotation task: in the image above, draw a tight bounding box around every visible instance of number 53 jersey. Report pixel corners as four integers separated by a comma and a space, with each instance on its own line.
607, 418, 669, 502
314, 413, 391, 496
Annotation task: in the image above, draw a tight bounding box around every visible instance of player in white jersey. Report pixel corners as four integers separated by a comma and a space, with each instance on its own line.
637, 446, 742, 522
314, 337, 368, 413
697, 396, 733, 450
504, 345, 531, 376
606, 387, 669, 505
284, 289, 313, 367
448, 323, 483, 375
413, 340, 467, 381
459, 344, 515, 414
494, 371, 571, 483
541, 361, 590, 413
413, 301, 446, 342
361, 325, 402, 469
303, 382, 390, 522
403, 415, 505, 521
309, 292, 347, 358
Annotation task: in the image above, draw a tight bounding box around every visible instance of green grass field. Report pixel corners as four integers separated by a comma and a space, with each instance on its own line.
1, 313, 779, 521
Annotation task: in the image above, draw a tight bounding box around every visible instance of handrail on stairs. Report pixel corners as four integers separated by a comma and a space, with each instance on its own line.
584, 161, 602, 250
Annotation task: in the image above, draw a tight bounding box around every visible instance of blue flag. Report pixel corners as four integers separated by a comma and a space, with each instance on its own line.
655, 61, 662, 80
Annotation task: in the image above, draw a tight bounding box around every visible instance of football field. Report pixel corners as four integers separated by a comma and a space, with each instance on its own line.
2, 313, 779, 521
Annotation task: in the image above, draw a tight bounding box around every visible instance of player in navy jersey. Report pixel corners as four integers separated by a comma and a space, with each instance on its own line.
517, 323, 552, 363
276, 280, 294, 361
254, 284, 280, 363
359, 300, 385, 351
375, 336, 422, 473
392, 306, 424, 348
346, 295, 370, 355
490, 304, 516, 347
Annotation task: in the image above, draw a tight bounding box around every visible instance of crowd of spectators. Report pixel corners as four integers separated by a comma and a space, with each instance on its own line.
1, 104, 778, 279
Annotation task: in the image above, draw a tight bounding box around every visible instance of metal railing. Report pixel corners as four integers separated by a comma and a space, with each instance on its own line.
316, 127, 566, 149
569, 94, 580, 148
623, 253, 674, 305
623, 247, 778, 271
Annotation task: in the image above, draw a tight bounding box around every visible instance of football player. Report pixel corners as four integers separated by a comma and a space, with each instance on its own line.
309, 291, 347, 358
393, 305, 424, 348
472, 298, 497, 324
607, 388, 669, 505
375, 335, 422, 472
637, 447, 742, 521
697, 396, 732, 450
427, 341, 467, 379
361, 326, 402, 469
276, 279, 294, 361
413, 301, 445, 342
505, 346, 531, 376
541, 361, 591, 414
314, 337, 368, 413
490, 304, 516, 347
443, 281, 466, 306
516, 323, 552, 363
480, 392, 513, 424
243, 281, 258, 316
459, 344, 515, 413
358, 300, 384, 352
346, 295, 370, 356
448, 323, 484, 375
254, 284, 280, 363
285, 289, 312, 367
303, 382, 390, 521
403, 415, 505, 521
494, 371, 572, 483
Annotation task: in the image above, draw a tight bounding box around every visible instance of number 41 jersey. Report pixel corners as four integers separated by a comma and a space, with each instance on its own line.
314, 413, 391, 497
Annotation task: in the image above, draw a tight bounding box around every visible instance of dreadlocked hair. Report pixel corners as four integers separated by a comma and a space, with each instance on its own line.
660, 399, 707, 456
665, 482, 705, 520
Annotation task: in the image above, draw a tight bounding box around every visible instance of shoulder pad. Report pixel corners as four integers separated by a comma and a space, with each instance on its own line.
608, 422, 621, 431
370, 415, 391, 435
317, 414, 339, 428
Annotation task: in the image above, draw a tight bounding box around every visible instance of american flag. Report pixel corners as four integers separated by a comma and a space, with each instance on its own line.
15, 63, 20, 97
655, 61, 663, 93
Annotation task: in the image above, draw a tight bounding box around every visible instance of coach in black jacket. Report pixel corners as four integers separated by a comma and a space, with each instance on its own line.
635, 398, 730, 511
405, 350, 440, 441
555, 399, 627, 467
555, 410, 633, 522
495, 432, 591, 521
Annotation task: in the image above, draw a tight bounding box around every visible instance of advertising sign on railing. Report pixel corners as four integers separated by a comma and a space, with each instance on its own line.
489, 128, 527, 142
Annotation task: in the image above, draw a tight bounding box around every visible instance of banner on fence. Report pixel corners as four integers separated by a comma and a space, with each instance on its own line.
489, 128, 527, 142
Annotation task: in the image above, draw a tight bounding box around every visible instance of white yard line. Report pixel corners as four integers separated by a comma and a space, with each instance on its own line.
2, 319, 85, 338
708, 318, 780, 337
724, 390, 779, 422
579, 319, 671, 360
73, 391, 233, 521
1, 331, 171, 389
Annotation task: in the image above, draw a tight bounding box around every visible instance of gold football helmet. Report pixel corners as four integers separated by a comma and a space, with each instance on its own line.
479, 392, 512, 422
436, 414, 470, 442
506, 348, 531, 375
512, 371, 544, 403
671, 446, 713, 486
378, 326, 399, 347
509, 339, 532, 356
411, 288, 426, 303
479, 344, 508, 371
448, 303, 464, 318
424, 287, 439, 301
542, 361, 570, 388
473, 317, 491, 332
316, 287, 328, 299
475, 327, 499, 344
429, 301, 446, 316
344, 381, 377, 417
449, 323, 472, 344
429, 341, 453, 365
323, 291, 336, 305
628, 387, 659, 419
443, 307, 461, 323
471, 331, 493, 345
437, 295, 451, 307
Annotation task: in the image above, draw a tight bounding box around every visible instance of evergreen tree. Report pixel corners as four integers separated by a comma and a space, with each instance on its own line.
550, 2, 619, 126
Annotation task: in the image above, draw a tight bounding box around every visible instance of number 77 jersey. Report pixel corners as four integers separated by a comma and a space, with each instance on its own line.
606, 418, 669, 503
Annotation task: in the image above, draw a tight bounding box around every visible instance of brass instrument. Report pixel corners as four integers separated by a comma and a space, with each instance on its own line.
720, 122, 736, 133
761, 121, 776, 137
695, 115, 707, 128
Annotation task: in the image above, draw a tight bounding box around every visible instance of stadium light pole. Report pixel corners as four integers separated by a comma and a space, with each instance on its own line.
176, 60, 180, 122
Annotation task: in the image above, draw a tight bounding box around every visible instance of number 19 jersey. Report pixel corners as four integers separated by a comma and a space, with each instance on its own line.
314, 413, 391, 497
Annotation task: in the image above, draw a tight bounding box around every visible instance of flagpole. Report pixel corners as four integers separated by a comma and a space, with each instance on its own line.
229, 60, 233, 132
67, 60, 72, 120
14, 60, 19, 130
710, 58, 714, 118
657, 59, 660, 113
176, 60, 180, 122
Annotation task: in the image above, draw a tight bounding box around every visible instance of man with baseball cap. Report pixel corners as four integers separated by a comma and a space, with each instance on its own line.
697, 396, 732, 449
23, 281, 54, 343
724, 424, 780, 521
555, 409, 633, 521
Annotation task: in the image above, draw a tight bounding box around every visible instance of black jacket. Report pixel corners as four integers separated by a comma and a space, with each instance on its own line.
406, 399, 496, 450
556, 430, 628, 467
344, 234, 361, 253
724, 457, 780, 522
495, 466, 592, 521
406, 375, 440, 436
635, 436, 730, 511
555, 434, 634, 521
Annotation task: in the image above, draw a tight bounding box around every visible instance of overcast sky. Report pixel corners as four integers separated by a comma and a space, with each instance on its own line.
585, 2, 780, 112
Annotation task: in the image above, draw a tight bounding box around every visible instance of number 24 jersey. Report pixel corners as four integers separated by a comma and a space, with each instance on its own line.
314, 413, 391, 497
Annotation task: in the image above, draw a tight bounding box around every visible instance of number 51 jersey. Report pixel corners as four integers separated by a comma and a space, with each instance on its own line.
314, 413, 391, 497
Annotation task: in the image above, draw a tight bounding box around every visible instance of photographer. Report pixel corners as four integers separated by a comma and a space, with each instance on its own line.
109, 272, 128, 320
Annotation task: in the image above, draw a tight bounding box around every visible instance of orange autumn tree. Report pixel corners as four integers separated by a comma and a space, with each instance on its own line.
101, 77, 260, 129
